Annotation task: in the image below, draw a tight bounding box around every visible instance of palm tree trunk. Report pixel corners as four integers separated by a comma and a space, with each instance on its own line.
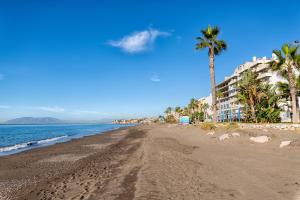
209, 48, 217, 123
250, 104, 256, 123
287, 66, 299, 123
249, 95, 257, 123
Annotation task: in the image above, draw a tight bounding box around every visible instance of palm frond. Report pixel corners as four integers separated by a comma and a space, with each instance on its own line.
196, 41, 210, 50
211, 26, 220, 37
281, 44, 289, 56
214, 40, 227, 55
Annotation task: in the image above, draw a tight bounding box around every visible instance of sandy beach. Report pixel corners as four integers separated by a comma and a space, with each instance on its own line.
1, 124, 300, 200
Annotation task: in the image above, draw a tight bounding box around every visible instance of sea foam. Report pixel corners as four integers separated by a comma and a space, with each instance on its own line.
0, 135, 67, 153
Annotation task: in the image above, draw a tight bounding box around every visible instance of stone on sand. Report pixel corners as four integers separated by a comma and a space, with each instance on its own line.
250, 136, 269, 143
206, 131, 215, 135
231, 132, 240, 137
219, 134, 230, 141
280, 140, 292, 148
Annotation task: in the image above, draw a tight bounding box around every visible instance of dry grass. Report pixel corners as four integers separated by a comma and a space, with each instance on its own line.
225, 122, 239, 130
200, 122, 216, 130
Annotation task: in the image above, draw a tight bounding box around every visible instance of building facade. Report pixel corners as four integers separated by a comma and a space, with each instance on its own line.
216, 55, 292, 122
198, 94, 213, 122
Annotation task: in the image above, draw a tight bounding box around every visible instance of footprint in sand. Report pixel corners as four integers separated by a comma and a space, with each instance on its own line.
294, 190, 300, 200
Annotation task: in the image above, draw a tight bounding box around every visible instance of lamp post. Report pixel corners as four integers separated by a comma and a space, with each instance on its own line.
230, 107, 232, 123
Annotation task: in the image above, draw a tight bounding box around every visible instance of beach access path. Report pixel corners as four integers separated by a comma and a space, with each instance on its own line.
1, 124, 300, 200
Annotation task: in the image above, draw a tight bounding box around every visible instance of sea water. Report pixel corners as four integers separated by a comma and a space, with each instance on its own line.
0, 124, 133, 156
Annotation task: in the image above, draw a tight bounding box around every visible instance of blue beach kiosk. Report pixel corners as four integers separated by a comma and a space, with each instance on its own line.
180, 116, 190, 125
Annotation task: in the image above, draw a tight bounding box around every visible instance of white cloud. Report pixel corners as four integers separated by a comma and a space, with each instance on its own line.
38, 106, 65, 113
150, 74, 161, 82
0, 105, 11, 109
0, 74, 5, 80
108, 28, 170, 53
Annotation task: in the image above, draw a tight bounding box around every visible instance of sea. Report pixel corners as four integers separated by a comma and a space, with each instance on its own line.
0, 123, 134, 156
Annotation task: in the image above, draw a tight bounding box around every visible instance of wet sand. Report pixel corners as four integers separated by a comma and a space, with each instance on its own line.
1, 124, 300, 200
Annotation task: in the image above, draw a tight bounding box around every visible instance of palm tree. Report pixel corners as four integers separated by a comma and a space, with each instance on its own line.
175, 106, 182, 115
182, 107, 189, 116
196, 25, 227, 122
188, 98, 199, 114
270, 44, 300, 123
277, 74, 300, 120
256, 84, 282, 123
202, 102, 210, 120
164, 107, 172, 115
174, 106, 182, 119
236, 70, 264, 122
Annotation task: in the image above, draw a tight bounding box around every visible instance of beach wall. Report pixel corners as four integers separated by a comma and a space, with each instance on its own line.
238, 123, 300, 130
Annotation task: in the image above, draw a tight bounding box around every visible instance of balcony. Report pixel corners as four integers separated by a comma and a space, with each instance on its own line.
257, 72, 272, 79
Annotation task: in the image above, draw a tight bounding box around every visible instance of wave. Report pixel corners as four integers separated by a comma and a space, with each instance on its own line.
0, 135, 68, 153
37, 135, 67, 144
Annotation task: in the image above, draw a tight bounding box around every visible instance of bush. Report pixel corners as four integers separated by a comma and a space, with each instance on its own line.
190, 111, 204, 123
153, 118, 160, 123
200, 122, 216, 130
165, 115, 177, 124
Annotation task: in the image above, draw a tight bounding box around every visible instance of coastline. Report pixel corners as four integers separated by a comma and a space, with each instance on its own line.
0, 124, 135, 156
1, 124, 300, 199
0, 125, 142, 200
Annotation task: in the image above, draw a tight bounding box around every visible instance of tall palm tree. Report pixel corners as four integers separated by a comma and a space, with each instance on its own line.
196, 25, 227, 122
270, 44, 300, 123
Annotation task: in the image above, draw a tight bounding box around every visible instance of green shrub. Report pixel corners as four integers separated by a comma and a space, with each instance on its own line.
190, 111, 204, 123
165, 115, 177, 124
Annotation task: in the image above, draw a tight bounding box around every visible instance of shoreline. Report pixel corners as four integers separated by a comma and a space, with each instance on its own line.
0, 124, 135, 157
1, 124, 300, 199
0, 125, 143, 199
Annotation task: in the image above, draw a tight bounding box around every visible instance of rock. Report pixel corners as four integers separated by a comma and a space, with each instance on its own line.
219, 134, 230, 141
250, 136, 269, 143
207, 131, 215, 135
280, 141, 292, 148
231, 132, 240, 137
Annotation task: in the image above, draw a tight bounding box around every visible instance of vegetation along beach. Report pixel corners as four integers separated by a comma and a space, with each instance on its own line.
1, 1, 300, 200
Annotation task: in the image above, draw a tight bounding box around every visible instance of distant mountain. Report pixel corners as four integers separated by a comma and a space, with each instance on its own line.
5, 117, 63, 124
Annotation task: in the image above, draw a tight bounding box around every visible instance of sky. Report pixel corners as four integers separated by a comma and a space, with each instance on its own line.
0, 0, 299, 122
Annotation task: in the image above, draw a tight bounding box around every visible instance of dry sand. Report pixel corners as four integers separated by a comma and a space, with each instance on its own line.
1, 124, 300, 199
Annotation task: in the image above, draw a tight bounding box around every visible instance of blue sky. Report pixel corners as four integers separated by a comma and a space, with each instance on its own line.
0, 0, 299, 122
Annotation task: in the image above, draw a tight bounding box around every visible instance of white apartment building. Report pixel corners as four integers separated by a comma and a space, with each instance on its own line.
198, 94, 213, 122
216, 55, 292, 122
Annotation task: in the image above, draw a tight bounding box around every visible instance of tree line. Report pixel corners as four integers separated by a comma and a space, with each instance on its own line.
164, 98, 210, 124
163, 25, 300, 123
